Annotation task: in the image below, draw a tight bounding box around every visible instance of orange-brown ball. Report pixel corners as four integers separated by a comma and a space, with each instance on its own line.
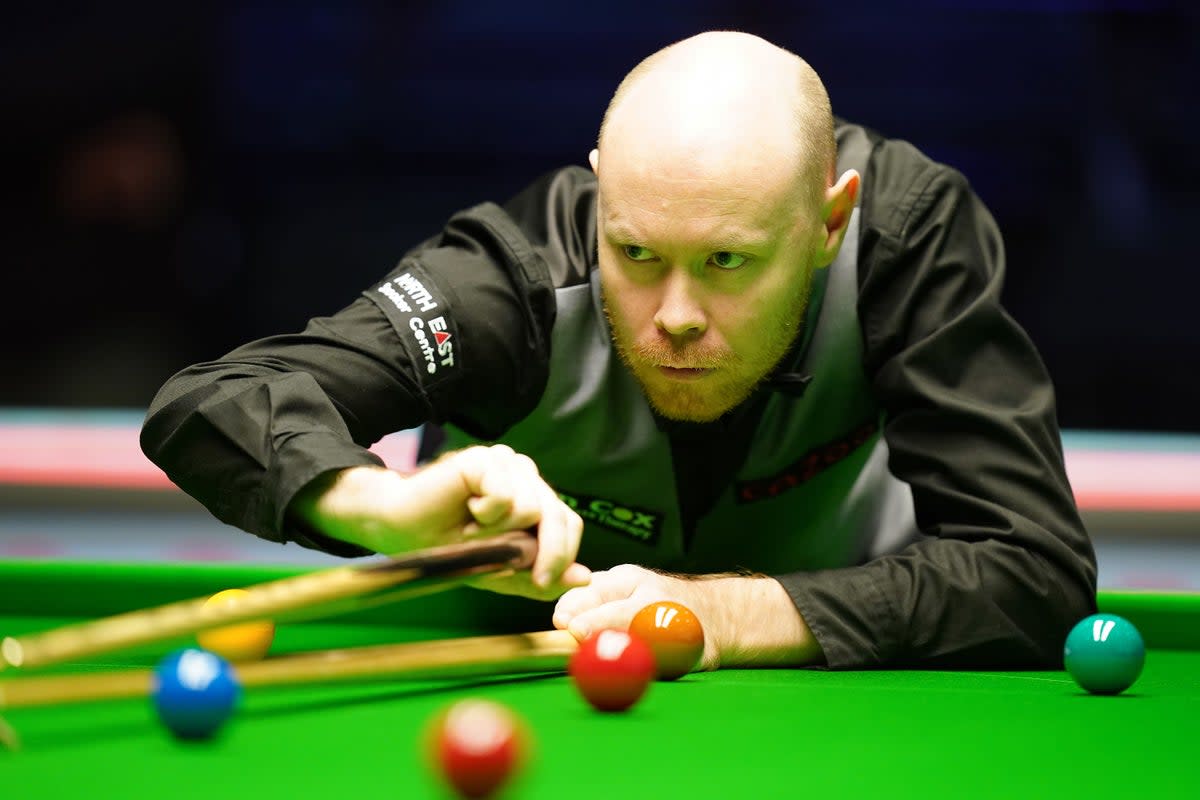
629, 601, 704, 680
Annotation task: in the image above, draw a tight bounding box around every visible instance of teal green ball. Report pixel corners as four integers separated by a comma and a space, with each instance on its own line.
1063, 614, 1145, 695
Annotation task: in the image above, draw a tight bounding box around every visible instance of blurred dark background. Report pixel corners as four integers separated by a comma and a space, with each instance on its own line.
2, 1, 1197, 432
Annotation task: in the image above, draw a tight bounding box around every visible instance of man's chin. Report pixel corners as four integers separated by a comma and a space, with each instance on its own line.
641, 383, 739, 423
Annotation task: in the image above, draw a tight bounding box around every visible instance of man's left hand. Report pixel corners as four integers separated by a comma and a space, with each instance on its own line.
552, 564, 722, 669
552, 564, 825, 671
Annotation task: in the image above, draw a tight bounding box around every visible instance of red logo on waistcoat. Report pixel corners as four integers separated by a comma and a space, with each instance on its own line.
734, 420, 879, 503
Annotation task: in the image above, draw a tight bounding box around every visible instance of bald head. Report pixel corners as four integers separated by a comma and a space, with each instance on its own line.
596, 32, 835, 211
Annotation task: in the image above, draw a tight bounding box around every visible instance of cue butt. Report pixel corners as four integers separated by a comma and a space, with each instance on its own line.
0, 629, 579, 710
0, 533, 538, 671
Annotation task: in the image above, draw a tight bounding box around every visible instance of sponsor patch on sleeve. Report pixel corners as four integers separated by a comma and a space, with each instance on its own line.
366, 264, 460, 389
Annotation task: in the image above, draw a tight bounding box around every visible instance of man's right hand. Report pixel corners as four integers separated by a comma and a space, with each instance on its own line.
291, 444, 590, 598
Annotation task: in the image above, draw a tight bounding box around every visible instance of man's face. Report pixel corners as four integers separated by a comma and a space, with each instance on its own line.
596, 150, 820, 422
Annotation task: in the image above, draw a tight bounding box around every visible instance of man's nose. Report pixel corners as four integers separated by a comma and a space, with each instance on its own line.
653, 270, 706, 338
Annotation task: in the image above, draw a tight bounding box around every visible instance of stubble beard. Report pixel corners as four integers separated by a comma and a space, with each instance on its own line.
601, 283, 810, 423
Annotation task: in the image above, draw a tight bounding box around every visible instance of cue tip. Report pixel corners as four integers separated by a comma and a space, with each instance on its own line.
0, 638, 23, 670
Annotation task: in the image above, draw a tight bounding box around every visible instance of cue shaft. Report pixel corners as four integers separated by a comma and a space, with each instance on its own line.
0, 533, 537, 671
239, 629, 578, 687
0, 630, 579, 709
0, 670, 152, 708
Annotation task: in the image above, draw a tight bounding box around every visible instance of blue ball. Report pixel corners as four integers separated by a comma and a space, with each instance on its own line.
152, 648, 241, 739
1063, 614, 1145, 695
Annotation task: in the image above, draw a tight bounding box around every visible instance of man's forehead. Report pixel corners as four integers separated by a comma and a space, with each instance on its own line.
599, 105, 804, 201
598, 184, 787, 249
596, 152, 802, 241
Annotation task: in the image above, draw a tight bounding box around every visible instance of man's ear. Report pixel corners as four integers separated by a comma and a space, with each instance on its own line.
815, 169, 860, 267
589, 148, 600, 175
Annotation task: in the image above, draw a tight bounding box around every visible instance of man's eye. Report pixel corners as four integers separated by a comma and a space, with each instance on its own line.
709, 251, 747, 270
622, 245, 655, 262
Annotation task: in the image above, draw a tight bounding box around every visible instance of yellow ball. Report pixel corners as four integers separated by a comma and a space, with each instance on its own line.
195, 589, 275, 662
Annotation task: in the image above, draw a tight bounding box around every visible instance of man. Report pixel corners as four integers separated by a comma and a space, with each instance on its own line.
141, 31, 1097, 670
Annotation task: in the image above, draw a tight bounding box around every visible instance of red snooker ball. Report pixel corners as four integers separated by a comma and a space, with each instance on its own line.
629, 601, 705, 680
568, 629, 656, 712
432, 699, 524, 798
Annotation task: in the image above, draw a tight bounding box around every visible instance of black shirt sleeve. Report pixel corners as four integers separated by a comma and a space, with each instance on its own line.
777, 138, 1098, 668
140, 199, 558, 552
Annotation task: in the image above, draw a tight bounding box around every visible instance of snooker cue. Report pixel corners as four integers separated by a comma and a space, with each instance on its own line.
0, 629, 579, 710
0, 532, 537, 672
